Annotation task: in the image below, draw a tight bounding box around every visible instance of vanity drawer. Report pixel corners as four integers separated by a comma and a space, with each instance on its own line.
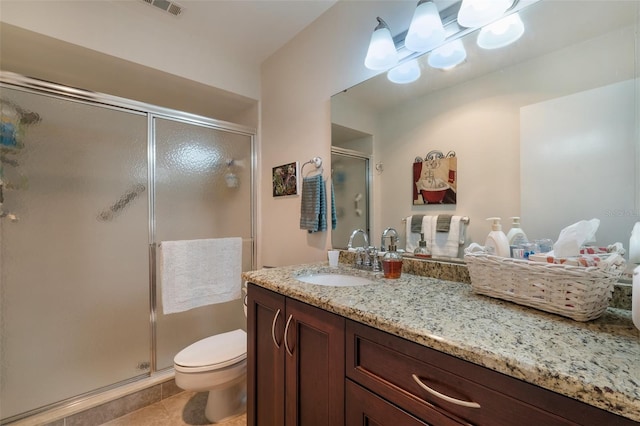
346, 320, 633, 426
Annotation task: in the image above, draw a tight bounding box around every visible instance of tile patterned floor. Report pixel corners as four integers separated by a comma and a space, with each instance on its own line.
100, 391, 246, 426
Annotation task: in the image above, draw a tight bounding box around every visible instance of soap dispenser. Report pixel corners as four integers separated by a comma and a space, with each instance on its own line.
413, 233, 431, 258
485, 217, 510, 257
630, 222, 640, 264
506, 216, 528, 246
382, 244, 403, 279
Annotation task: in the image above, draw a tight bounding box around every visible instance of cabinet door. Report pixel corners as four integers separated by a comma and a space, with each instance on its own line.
285, 298, 345, 426
247, 284, 286, 426
346, 380, 439, 426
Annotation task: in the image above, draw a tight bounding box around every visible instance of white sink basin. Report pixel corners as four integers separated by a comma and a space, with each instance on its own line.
295, 273, 373, 287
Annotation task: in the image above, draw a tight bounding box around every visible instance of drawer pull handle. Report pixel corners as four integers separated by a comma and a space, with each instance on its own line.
284, 314, 295, 356
271, 309, 282, 349
411, 374, 481, 409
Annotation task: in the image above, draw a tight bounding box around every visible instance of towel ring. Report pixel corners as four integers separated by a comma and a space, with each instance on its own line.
301, 157, 323, 176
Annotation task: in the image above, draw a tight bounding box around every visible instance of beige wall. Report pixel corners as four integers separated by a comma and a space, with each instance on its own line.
259, 1, 410, 266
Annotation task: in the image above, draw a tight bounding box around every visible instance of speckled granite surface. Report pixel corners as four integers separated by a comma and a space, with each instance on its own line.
243, 261, 640, 422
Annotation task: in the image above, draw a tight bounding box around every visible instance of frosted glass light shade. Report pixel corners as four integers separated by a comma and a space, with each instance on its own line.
364, 18, 399, 70
477, 13, 524, 49
428, 39, 467, 70
457, 0, 512, 28
405, 0, 446, 53
387, 60, 421, 84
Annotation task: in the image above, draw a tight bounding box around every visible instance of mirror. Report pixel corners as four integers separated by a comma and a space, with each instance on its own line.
331, 0, 639, 256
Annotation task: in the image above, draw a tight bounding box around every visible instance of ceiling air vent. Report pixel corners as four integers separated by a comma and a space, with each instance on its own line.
140, 0, 184, 17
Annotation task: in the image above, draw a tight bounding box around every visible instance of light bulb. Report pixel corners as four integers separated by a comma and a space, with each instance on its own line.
428, 39, 467, 70
477, 13, 525, 49
387, 60, 421, 84
405, 0, 446, 53
364, 17, 399, 70
457, 0, 513, 28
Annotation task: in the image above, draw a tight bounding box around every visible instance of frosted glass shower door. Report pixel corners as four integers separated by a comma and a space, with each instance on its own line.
154, 117, 253, 370
331, 151, 370, 249
0, 87, 150, 420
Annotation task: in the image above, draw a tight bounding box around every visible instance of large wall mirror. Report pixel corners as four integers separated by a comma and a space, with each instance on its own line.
331, 0, 639, 258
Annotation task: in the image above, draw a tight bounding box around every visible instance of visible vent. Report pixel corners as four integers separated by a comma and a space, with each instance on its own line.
140, 0, 184, 17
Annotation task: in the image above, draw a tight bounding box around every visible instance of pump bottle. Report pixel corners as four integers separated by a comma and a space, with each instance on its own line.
506, 217, 528, 246
382, 244, 403, 279
485, 217, 511, 257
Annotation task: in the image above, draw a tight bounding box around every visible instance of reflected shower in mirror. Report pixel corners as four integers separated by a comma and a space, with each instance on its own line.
331, 124, 372, 249
331, 0, 639, 255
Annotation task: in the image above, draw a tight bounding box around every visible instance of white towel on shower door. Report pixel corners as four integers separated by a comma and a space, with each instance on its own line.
160, 237, 242, 315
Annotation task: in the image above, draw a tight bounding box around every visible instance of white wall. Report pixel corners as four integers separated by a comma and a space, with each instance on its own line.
0, 0, 259, 99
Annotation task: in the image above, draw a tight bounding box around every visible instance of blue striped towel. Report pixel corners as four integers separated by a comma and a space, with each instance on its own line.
300, 174, 327, 233
331, 181, 337, 230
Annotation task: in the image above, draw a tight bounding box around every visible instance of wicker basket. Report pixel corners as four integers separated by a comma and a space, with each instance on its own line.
464, 251, 626, 321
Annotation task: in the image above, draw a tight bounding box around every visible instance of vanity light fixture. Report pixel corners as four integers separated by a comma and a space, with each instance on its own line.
387, 59, 421, 84
364, 17, 399, 70
457, 0, 513, 28
428, 39, 467, 70
405, 0, 446, 53
477, 13, 524, 49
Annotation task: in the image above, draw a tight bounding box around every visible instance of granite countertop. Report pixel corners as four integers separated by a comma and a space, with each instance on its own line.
242, 261, 640, 422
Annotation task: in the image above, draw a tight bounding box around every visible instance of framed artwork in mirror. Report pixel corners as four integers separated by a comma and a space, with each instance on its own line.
272, 161, 299, 197
413, 151, 457, 205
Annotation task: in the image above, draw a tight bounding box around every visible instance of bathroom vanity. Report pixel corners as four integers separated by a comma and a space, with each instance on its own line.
243, 261, 640, 426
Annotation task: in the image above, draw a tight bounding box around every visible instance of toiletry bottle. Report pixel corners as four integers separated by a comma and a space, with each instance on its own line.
633, 265, 640, 331
506, 216, 528, 246
413, 233, 431, 258
485, 217, 510, 257
382, 244, 403, 279
630, 222, 640, 264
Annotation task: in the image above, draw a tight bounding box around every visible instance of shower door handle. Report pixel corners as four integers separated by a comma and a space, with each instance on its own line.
271, 309, 282, 349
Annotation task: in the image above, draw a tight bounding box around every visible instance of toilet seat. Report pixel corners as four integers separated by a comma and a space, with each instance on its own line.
174, 329, 247, 373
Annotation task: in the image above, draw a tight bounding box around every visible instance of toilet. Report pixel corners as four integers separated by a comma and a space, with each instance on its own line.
173, 328, 247, 423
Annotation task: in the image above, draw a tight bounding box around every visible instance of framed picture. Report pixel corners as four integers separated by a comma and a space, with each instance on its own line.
413, 151, 457, 205
272, 162, 299, 197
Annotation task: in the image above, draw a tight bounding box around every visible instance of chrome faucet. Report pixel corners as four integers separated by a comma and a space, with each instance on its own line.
380, 227, 399, 252
347, 229, 380, 271
347, 229, 369, 250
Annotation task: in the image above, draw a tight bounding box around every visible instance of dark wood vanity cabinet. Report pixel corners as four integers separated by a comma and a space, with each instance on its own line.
248, 283, 636, 426
346, 320, 638, 426
246, 283, 345, 426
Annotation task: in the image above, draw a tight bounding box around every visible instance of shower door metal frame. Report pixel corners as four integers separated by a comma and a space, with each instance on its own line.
0, 71, 257, 422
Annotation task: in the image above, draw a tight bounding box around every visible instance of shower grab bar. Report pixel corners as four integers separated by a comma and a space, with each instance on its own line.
98, 184, 146, 221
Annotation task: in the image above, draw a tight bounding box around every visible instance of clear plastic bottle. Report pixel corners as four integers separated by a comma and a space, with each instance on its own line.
382, 244, 403, 279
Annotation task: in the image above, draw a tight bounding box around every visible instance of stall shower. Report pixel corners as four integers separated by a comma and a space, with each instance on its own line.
0, 73, 255, 423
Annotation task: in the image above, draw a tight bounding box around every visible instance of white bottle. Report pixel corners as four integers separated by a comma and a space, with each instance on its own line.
633, 265, 640, 332
629, 222, 640, 264
485, 217, 511, 257
506, 216, 528, 246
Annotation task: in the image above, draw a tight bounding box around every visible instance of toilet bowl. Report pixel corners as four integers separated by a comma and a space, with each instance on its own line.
174, 328, 247, 423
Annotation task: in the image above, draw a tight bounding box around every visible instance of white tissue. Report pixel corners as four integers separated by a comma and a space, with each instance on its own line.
552, 218, 600, 258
